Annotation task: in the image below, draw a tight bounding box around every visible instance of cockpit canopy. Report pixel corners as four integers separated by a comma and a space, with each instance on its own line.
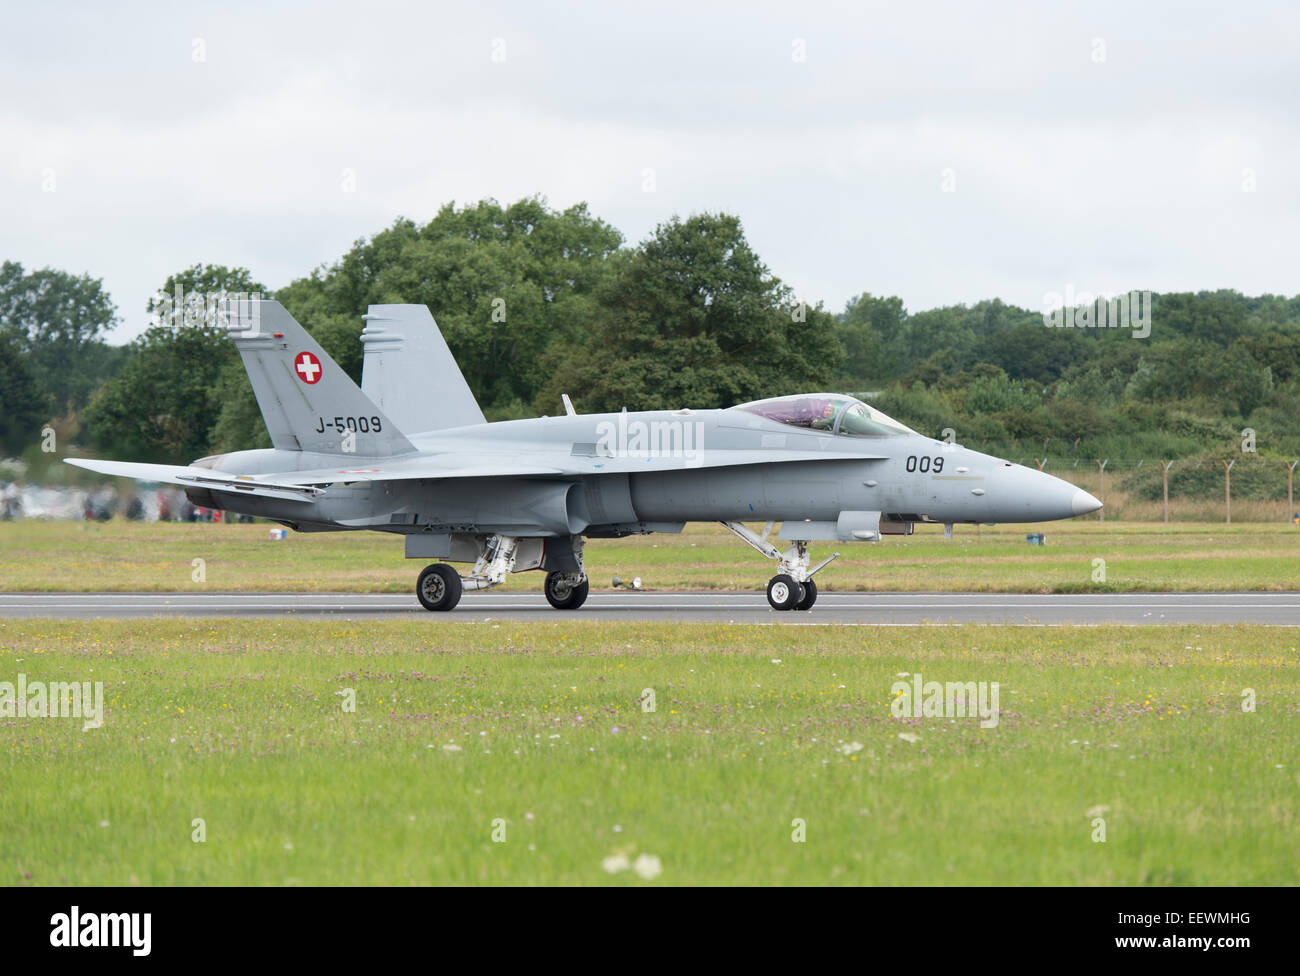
731, 393, 916, 437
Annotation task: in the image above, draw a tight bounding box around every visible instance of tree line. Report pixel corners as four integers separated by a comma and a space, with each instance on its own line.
4, 196, 1300, 488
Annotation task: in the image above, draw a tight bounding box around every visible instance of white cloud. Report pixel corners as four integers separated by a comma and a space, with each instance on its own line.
1, 0, 1297, 342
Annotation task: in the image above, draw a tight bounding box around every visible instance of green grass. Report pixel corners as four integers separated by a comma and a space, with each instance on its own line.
2, 620, 1296, 885
1, 519, 1299, 592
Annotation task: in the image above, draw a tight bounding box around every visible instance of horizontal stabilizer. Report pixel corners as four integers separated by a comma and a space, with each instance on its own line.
64, 458, 320, 504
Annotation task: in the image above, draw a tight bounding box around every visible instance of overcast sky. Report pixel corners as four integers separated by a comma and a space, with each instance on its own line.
3, 1, 1297, 343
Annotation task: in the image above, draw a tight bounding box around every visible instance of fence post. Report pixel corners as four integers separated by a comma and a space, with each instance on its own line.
1223, 459, 1236, 524
1161, 459, 1174, 523
1097, 459, 1108, 520
1289, 461, 1298, 522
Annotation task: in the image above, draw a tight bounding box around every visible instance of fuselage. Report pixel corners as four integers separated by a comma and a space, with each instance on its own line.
188, 402, 1100, 535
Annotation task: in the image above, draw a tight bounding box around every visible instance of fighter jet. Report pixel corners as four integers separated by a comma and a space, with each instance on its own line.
67, 299, 1102, 612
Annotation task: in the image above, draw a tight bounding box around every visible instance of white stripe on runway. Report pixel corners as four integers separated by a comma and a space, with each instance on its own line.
1, 592, 1298, 624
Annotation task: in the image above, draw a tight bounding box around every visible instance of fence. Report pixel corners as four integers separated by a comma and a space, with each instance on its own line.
1007, 457, 1300, 523
4, 458, 1299, 524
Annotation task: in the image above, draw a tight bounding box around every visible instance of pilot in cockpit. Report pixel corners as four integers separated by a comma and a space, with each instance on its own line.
809, 399, 837, 430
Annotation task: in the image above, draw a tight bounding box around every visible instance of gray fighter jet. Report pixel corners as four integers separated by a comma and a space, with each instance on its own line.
67, 299, 1102, 612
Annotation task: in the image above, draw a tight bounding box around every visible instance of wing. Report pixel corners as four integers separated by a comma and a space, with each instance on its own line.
273, 448, 889, 485
66, 448, 887, 501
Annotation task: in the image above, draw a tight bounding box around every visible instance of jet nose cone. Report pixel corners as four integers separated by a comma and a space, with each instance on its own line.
1071, 488, 1103, 516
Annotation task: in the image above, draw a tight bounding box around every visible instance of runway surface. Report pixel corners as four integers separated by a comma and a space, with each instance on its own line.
1, 591, 1298, 624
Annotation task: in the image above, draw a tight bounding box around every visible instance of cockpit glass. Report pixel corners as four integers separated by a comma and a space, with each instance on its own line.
735, 394, 846, 431
731, 394, 914, 436
837, 402, 911, 436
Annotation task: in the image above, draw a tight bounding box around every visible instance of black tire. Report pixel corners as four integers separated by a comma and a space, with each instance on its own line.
794, 577, 818, 611
544, 572, 589, 610
766, 574, 803, 611
416, 563, 462, 612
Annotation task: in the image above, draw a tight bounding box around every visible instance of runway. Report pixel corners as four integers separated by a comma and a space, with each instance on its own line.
1, 591, 1298, 624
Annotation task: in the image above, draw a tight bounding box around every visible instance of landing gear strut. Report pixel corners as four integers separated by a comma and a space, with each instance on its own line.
720, 521, 837, 612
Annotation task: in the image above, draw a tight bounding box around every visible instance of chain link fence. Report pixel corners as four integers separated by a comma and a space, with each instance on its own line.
4, 458, 1298, 524
1005, 456, 1300, 522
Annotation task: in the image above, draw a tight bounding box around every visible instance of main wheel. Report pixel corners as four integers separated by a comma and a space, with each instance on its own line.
544, 572, 589, 610
766, 574, 804, 611
416, 563, 462, 612
794, 577, 818, 611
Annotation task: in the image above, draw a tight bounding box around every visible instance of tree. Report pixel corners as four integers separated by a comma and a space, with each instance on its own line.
535, 213, 841, 412
963, 365, 1039, 414
0, 260, 119, 415
836, 293, 905, 381
1156, 291, 1248, 345
0, 332, 43, 455
82, 265, 267, 462
894, 306, 980, 374
277, 197, 624, 415
1239, 331, 1300, 383
985, 321, 1082, 384
1215, 345, 1274, 417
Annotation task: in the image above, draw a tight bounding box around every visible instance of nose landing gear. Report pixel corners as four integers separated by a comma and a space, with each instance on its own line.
721, 521, 836, 612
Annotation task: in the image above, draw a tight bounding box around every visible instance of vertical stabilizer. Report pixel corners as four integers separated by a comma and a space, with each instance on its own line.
224, 299, 415, 456
361, 304, 484, 434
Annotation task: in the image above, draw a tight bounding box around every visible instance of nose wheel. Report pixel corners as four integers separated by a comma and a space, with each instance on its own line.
794, 577, 817, 610
766, 574, 801, 610
766, 575, 818, 611
416, 563, 463, 612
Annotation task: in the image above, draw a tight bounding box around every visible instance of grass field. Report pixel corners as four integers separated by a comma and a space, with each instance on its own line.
1, 518, 1299, 593
1, 619, 1296, 885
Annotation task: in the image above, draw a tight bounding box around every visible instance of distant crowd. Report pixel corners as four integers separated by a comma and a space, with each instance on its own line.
0, 483, 252, 523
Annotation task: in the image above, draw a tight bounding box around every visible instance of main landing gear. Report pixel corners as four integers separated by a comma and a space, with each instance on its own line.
416, 563, 462, 612
720, 521, 838, 612
414, 534, 588, 612
544, 571, 589, 610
